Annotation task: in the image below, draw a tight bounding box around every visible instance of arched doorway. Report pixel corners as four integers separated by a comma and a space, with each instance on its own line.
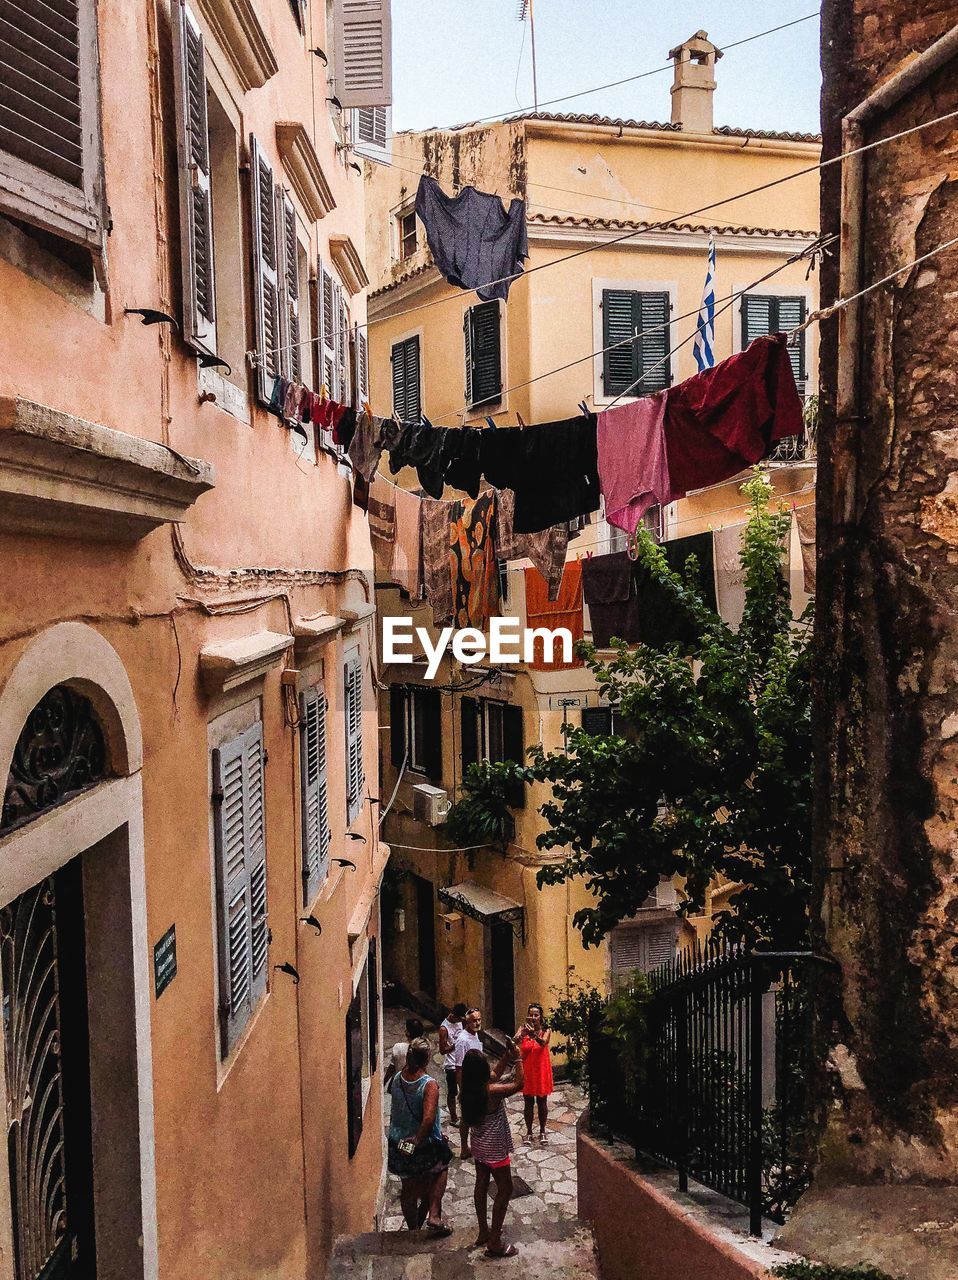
0, 625, 157, 1280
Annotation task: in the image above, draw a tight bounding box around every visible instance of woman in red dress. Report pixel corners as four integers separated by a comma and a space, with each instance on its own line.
518, 1002, 554, 1142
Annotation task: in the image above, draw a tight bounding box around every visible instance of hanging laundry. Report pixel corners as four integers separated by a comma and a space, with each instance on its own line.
480, 414, 600, 535
450, 491, 500, 630
348, 411, 397, 482
268, 375, 288, 417
415, 175, 528, 302
386, 484, 424, 601
597, 391, 675, 534
633, 531, 717, 648
524, 559, 584, 671
663, 334, 803, 496
495, 489, 570, 602
388, 422, 450, 500
712, 522, 748, 632
443, 426, 484, 499
352, 471, 370, 513
334, 405, 357, 451
794, 503, 816, 593
582, 551, 641, 649
367, 479, 396, 544
421, 497, 457, 625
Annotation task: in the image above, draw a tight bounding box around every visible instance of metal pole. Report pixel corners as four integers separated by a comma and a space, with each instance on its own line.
748, 957, 764, 1236
528, 0, 539, 112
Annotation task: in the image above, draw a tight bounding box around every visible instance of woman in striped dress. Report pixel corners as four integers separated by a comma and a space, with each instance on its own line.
460, 1042, 525, 1259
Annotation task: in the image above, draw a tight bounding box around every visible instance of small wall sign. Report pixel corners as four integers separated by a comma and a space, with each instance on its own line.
153, 925, 177, 999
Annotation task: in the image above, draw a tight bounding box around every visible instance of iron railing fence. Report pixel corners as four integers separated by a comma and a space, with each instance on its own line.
588, 938, 828, 1235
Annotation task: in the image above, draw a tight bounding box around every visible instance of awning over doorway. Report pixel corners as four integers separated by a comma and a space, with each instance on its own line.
438, 882, 524, 939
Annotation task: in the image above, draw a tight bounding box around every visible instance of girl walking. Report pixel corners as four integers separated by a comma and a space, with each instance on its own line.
387, 1039, 453, 1235
519, 1003, 554, 1143
460, 1042, 524, 1259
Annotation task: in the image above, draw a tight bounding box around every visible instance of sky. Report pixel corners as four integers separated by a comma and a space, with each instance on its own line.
390, 1, 822, 136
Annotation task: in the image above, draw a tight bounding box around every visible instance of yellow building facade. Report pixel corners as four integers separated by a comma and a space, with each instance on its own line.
366, 34, 819, 1038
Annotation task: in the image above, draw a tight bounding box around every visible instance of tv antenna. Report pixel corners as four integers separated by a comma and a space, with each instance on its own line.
516, 0, 539, 113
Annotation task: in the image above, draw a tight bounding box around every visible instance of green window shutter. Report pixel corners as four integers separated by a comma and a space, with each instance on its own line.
465, 301, 502, 407
392, 336, 420, 422
741, 293, 773, 348
345, 992, 364, 1157
368, 937, 379, 1073
741, 294, 806, 393
300, 685, 330, 905
172, 1, 216, 358
581, 706, 613, 736
602, 288, 637, 396
344, 654, 365, 824
502, 703, 525, 809
635, 291, 671, 392
389, 684, 408, 768
250, 135, 280, 405
212, 721, 268, 1057
420, 688, 443, 782
460, 697, 478, 772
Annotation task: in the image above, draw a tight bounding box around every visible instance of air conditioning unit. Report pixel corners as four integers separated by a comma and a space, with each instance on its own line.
412, 783, 449, 827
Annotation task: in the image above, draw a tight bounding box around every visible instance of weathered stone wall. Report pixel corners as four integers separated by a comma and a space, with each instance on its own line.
814, 0, 958, 1185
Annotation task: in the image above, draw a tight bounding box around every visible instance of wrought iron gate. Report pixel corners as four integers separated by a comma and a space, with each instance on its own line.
1, 878, 77, 1280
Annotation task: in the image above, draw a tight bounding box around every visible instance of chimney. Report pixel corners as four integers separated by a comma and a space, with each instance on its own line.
668, 30, 722, 133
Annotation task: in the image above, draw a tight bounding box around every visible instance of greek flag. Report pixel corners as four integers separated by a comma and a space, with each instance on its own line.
693, 239, 717, 372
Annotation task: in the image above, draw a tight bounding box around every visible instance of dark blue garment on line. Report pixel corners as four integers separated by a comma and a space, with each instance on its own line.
415, 175, 528, 302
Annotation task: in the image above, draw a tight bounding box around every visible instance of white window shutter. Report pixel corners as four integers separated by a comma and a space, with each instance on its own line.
351, 106, 390, 164
276, 187, 302, 383
172, 1, 217, 357
250, 135, 280, 405
336, 282, 351, 404
213, 721, 268, 1055
344, 655, 365, 824
300, 685, 331, 903
333, 0, 393, 109
319, 257, 338, 400
355, 329, 369, 402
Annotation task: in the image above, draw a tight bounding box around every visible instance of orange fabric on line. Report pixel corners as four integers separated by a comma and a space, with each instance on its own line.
524, 559, 584, 670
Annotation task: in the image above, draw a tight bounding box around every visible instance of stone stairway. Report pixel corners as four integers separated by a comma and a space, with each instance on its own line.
327, 1218, 601, 1279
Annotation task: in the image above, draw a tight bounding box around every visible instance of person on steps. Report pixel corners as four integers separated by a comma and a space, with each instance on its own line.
454, 1007, 485, 1158
438, 1002, 467, 1127
460, 1040, 524, 1259
387, 1038, 453, 1236
518, 1002, 554, 1143
383, 1016, 425, 1092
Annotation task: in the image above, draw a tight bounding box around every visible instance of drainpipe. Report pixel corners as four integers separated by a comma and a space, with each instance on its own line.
838, 22, 958, 496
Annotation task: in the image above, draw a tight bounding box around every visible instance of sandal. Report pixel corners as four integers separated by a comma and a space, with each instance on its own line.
425, 1220, 452, 1238
485, 1243, 518, 1259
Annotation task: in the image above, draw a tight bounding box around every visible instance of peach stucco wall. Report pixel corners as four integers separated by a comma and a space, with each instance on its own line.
0, 1, 386, 1278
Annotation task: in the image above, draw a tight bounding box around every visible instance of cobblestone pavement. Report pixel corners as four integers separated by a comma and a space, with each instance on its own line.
381, 1009, 587, 1234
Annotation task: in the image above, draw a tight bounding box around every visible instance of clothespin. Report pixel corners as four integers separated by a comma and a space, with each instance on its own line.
578, 400, 590, 417
363, 400, 372, 418
420, 413, 433, 429
485, 416, 497, 430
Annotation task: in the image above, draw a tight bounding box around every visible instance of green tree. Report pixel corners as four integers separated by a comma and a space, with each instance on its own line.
532, 472, 812, 949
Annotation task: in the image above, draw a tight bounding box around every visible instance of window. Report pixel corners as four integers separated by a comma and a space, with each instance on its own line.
345, 938, 379, 1157
601, 289, 671, 397
288, 0, 307, 29
581, 706, 617, 736
741, 294, 807, 395
332, 0, 393, 109
391, 334, 421, 422
610, 922, 678, 985
0, 0, 105, 253
351, 107, 390, 164
299, 684, 330, 904
206, 94, 246, 389
211, 722, 269, 1057
344, 652, 365, 824
390, 685, 442, 780
397, 208, 417, 260
460, 697, 524, 806
464, 300, 502, 407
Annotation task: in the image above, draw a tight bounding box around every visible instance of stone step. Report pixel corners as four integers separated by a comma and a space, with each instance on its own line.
327, 1219, 599, 1279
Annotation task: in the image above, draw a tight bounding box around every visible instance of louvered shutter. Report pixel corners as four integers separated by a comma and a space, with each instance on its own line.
581, 706, 613, 736
344, 654, 365, 824
390, 684, 407, 768
358, 106, 387, 146
300, 685, 330, 904
333, 0, 393, 109
646, 924, 678, 971
602, 289, 636, 396
0, 0, 104, 247
741, 295, 806, 394
465, 301, 502, 407
502, 703, 525, 808
635, 291, 671, 392
460, 697, 478, 772
212, 722, 268, 1055
610, 924, 677, 980
337, 287, 351, 403
250, 135, 280, 405
318, 256, 339, 402
391, 336, 420, 422
420, 688, 442, 782
367, 936, 379, 1073
345, 992, 364, 1156
276, 188, 302, 383
355, 328, 369, 402
172, 2, 216, 357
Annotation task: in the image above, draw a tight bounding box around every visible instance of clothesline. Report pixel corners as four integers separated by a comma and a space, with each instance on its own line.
249, 102, 958, 371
